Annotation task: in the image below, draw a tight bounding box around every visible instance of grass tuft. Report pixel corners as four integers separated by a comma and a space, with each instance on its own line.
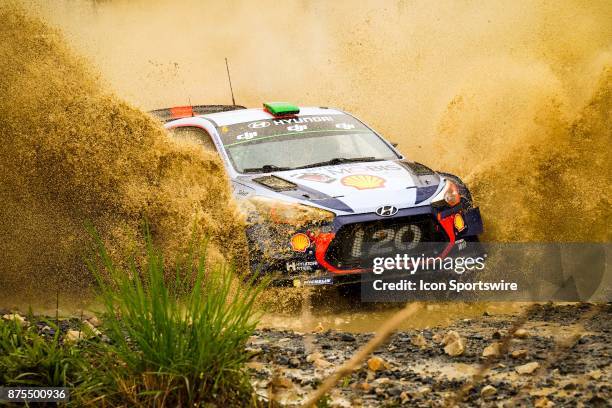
86, 227, 264, 406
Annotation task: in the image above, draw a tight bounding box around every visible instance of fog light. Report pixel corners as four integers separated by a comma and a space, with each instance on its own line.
454, 213, 466, 232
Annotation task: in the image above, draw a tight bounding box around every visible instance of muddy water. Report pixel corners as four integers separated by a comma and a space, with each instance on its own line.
259, 286, 527, 332
2, 1, 611, 330
0, 4, 247, 306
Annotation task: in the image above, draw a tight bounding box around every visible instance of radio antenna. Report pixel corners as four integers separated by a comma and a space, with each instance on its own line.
225, 57, 236, 105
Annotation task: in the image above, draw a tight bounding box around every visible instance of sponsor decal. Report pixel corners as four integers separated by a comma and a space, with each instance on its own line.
327, 164, 402, 176
296, 173, 336, 183
303, 277, 333, 286
341, 174, 386, 190
221, 126, 229, 133
375, 205, 398, 217
236, 131, 257, 140
290, 233, 311, 252
272, 116, 333, 125
456, 239, 467, 251
335, 123, 355, 130
248, 121, 271, 129
454, 213, 466, 232
287, 124, 307, 132
286, 260, 318, 273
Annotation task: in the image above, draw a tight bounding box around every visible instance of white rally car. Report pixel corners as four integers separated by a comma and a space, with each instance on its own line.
152, 103, 483, 286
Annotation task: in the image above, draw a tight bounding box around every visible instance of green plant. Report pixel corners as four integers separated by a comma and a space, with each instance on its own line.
86, 228, 264, 406
0, 319, 81, 387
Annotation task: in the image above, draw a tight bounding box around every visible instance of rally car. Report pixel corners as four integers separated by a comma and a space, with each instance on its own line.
151, 103, 483, 286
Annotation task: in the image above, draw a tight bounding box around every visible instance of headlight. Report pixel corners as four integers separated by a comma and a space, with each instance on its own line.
239, 196, 335, 227
431, 180, 461, 207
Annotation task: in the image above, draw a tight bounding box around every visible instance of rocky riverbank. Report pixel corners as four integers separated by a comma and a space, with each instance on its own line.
2, 303, 610, 407
247, 303, 611, 406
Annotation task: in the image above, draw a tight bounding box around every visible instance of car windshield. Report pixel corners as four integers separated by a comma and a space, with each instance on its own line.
220, 114, 399, 173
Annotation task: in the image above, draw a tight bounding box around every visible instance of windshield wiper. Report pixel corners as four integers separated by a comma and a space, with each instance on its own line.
242, 164, 294, 173
293, 156, 382, 170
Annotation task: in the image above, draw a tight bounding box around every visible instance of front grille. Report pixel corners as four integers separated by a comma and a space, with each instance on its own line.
325, 214, 449, 270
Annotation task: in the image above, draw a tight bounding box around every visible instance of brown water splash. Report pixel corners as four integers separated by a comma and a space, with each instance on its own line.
0, 4, 247, 306
29, 0, 611, 244
440, 68, 611, 242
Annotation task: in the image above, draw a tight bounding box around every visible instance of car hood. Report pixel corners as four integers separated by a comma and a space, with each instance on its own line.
237, 160, 444, 215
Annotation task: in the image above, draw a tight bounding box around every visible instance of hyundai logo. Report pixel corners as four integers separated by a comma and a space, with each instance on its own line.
248, 121, 271, 129
375, 205, 398, 217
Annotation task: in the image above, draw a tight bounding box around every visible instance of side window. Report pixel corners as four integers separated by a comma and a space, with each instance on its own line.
168, 126, 217, 152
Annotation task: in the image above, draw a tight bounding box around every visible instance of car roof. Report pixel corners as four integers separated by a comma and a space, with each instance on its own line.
199, 106, 346, 127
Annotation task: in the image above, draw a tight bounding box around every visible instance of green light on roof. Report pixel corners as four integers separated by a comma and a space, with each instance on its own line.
263, 102, 300, 116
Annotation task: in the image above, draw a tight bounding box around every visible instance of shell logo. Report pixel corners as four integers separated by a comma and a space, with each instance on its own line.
290, 233, 311, 252
341, 174, 386, 190
454, 213, 466, 232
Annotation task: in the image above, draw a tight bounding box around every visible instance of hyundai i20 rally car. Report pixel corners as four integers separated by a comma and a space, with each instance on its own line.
151, 102, 484, 287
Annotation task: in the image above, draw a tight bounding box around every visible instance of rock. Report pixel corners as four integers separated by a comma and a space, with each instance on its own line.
313, 358, 332, 369
511, 349, 528, 359
64, 330, 82, 344
514, 328, 528, 338
288, 357, 301, 368
534, 396, 554, 408
444, 340, 465, 356
2, 313, 27, 326
359, 382, 371, 392
400, 391, 410, 403
443, 334, 465, 356
375, 387, 385, 396
481, 385, 497, 398
246, 361, 265, 371
417, 386, 432, 396
492, 331, 502, 340
367, 356, 388, 371
83, 320, 101, 336
306, 352, 324, 363
388, 386, 402, 396
482, 342, 502, 358
372, 377, 391, 386
442, 330, 461, 345
515, 362, 540, 375
314, 322, 324, 333
88, 316, 101, 327
411, 333, 428, 348
341, 333, 356, 342
587, 369, 602, 380
432, 333, 443, 343
245, 347, 263, 356
272, 376, 293, 388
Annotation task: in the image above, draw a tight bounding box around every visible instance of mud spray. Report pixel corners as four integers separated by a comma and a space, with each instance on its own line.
0, 4, 248, 309
1, 1, 611, 316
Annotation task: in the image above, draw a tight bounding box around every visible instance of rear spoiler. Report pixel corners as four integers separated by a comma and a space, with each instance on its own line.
149, 104, 246, 123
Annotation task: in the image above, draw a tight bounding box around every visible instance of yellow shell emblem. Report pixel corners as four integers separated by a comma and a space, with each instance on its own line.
290, 233, 311, 252
454, 213, 466, 232
341, 174, 386, 190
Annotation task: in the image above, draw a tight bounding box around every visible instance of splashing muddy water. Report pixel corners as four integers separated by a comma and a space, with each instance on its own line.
2, 1, 611, 325
0, 4, 247, 308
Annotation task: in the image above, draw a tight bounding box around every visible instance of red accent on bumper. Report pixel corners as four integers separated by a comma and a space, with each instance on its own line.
313, 232, 366, 274
437, 212, 456, 257
315, 212, 460, 275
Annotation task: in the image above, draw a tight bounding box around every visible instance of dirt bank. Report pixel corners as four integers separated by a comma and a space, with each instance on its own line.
247, 303, 611, 406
